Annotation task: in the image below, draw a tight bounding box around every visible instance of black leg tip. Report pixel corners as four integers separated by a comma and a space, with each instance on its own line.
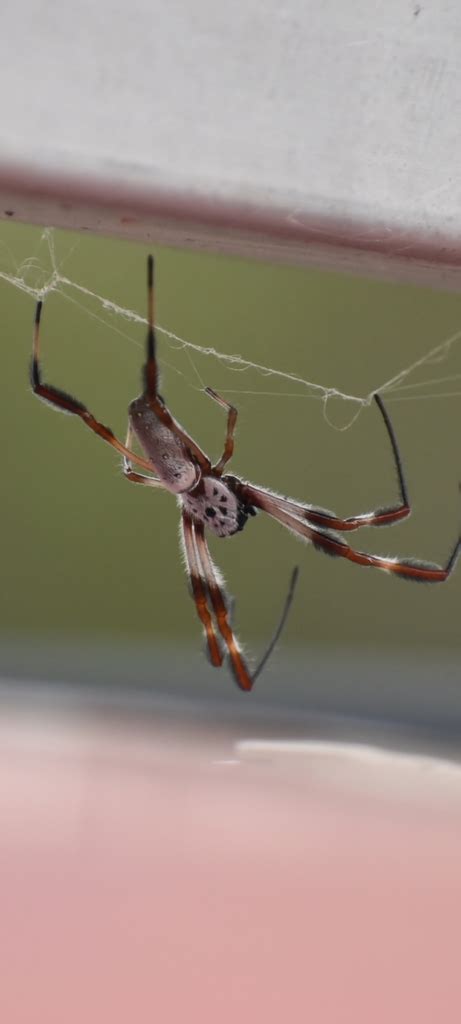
30, 356, 41, 388
147, 255, 154, 289
290, 565, 300, 588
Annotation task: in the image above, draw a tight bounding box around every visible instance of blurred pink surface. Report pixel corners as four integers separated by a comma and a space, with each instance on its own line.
0, 711, 460, 1024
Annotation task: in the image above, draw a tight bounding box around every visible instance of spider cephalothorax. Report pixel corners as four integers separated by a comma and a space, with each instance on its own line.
31, 255, 461, 692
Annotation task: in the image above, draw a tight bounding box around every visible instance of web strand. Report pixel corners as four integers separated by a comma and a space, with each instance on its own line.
1, 227, 461, 426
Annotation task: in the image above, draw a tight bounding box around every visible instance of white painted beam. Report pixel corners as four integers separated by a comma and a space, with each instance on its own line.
1, 1, 461, 286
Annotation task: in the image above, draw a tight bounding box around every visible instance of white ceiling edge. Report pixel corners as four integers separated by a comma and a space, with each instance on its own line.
1, 1, 461, 289
2, 157, 461, 290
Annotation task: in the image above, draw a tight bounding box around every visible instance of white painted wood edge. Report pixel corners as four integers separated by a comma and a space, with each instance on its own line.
1, 157, 461, 290
1, 1, 461, 288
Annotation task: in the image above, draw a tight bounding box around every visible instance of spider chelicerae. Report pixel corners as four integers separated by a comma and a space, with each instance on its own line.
31, 256, 460, 691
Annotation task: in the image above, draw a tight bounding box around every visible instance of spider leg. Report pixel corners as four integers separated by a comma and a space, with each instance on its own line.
303, 394, 411, 530
181, 510, 224, 668
122, 423, 165, 488
193, 524, 300, 690
247, 489, 461, 583
141, 257, 210, 471
204, 387, 238, 476
308, 526, 461, 582
143, 254, 159, 397
30, 301, 155, 474
252, 566, 299, 683
193, 521, 253, 691
245, 394, 411, 533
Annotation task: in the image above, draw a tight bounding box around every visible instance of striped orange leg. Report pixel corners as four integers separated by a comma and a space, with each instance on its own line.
142, 256, 210, 470
253, 394, 411, 533
308, 529, 461, 581
245, 487, 461, 583
193, 523, 299, 690
204, 387, 238, 476
122, 423, 164, 488
181, 511, 224, 668
30, 300, 155, 473
193, 521, 253, 691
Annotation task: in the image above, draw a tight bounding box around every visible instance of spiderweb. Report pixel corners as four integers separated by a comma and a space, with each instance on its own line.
2, 226, 461, 431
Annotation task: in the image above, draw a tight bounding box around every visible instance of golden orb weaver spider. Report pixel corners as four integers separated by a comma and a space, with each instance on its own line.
30, 256, 461, 691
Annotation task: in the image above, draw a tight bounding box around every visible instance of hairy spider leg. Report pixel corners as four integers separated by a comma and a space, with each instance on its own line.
144, 254, 157, 396
139, 256, 210, 471
261, 394, 412, 533
122, 423, 164, 487
193, 522, 299, 692
181, 510, 224, 668
30, 300, 155, 473
204, 387, 238, 476
242, 485, 461, 583
193, 521, 253, 690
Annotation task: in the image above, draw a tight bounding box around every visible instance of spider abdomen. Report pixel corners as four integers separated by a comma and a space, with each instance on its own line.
182, 476, 251, 538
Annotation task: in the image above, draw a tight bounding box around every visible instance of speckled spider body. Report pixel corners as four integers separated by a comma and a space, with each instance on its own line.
31, 256, 460, 691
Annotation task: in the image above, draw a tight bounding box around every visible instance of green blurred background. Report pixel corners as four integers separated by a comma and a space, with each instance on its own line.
1, 220, 460, 717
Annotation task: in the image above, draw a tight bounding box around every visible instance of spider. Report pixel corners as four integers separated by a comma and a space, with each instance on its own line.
31, 256, 460, 692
